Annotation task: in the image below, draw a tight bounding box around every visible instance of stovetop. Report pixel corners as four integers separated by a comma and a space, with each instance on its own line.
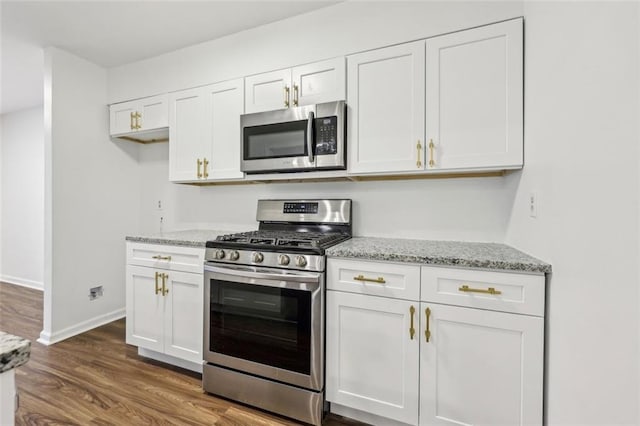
205, 199, 352, 268
216, 230, 349, 249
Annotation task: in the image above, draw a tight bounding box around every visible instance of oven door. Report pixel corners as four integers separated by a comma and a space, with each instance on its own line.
203, 263, 324, 391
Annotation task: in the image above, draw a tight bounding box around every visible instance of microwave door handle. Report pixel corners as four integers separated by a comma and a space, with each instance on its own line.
307, 111, 315, 164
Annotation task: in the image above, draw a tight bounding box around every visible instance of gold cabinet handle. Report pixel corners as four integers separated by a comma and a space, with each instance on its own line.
161, 273, 169, 296
203, 158, 209, 179
135, 111, 142, 130
152, 255, 172, 261
458, 284, 502, 295
197, 158, 203, 178
409, 305, 416, 340
293, 84, 299, 107
428, 139, 435, 167
425, 307, 431, 342
284, 86, 290, 108
353, 274, 386, 284
416, 140, 423, 168
130, 112, 135, 130
154, 272, 161, 295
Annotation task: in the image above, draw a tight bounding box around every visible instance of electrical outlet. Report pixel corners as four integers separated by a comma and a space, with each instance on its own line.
529, 192, 537, 218
89, 285, 103, 301
157, 200, 163, 211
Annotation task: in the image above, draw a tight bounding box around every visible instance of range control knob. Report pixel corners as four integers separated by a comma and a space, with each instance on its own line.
252, 252, 264, 263
295, 255, 307, 267
215, 249, 225, 260
278, 254, 290, 266
229, 250, 240, 261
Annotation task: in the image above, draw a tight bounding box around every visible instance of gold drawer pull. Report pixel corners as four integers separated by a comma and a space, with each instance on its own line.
353, 274, 386, 284
425, 307, 431, 342
284, 86, 290, 108
416, 140, 422, 168
161, 273, 169, 296
458, 284, 502, 295
152, 255, 172, 261
203, 158, 209, 179
428, 139, 435, 167
409, 306, 415, 340
154, 272, 161, 295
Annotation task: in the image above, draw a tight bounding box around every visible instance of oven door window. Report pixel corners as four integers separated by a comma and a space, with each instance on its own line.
210, 279, 311, 375
243, 120, 308, 160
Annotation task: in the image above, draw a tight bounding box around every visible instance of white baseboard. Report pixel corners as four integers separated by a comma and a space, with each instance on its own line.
0, 275, 44, 291
37, 308, 125, 346
138, 348, 203, 373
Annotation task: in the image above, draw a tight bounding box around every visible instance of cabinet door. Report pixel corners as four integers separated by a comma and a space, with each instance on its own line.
244, 68, 292, 113
420, 302, 543, 426
109, 100, 137, 135
347, 41, 425, 174
425, 18, 523, 171
163, 271, 204, 363
168, 87, 206, 181
291, 57, 345, 107
326, 291, 419, 425
126, 265, 164, 352
202, 78, 245, 180
138, 94, 168, 131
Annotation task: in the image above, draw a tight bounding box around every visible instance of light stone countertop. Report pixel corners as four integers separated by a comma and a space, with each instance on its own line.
326, 237, 551, 274
0, 332, 31, 373
125, 229, 232, 247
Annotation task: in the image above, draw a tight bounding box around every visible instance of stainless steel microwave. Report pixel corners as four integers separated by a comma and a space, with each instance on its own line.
240, 101, 346, 174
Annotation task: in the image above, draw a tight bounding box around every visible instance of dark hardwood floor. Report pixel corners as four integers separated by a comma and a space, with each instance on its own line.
0, 282, 364, 426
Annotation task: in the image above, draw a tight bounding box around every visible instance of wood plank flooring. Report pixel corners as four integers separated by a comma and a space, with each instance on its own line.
0, 282, 364, 426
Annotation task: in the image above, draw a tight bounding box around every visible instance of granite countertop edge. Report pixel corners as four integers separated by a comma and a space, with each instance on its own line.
0, 332, 31, 373
125, 229, 232, 248
326, 238, 552, 274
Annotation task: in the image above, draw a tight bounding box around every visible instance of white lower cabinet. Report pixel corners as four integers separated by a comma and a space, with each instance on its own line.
419, 302, 543, 426
326, 291, 419, 425
126, 243, 204, 370
326, 259, 545, 426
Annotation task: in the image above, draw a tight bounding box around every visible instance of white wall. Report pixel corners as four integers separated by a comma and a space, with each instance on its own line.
137, 143, 513, 241
0, 106, 44, 289
107, 1, 640, 425
40, 47, 141, 345
505, 2, 639, 424
109, 1, 523, 103
115, 1, 524, 243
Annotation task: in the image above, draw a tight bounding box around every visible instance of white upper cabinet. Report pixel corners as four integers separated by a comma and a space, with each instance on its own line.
168, 88, 206, 182
425, 18, 523, 171
347, 41, 426, 174
291, 58, 346, 107
169, 79, 245, 182
110, 94, 169, 142
202, 78, 245, 180
245, 57, 345, 114
244, 68, 292, 113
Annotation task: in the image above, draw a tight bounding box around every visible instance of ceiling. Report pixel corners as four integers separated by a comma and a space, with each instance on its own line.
0, 1, 339, 115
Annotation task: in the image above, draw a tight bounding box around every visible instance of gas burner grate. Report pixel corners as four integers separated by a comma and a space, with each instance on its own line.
216, 230, 348, 249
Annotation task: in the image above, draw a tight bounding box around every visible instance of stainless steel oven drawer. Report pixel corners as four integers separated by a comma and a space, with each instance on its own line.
203, 364, 324, 426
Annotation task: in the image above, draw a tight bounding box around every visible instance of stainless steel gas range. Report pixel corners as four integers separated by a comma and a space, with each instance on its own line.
202, 199, 352, 425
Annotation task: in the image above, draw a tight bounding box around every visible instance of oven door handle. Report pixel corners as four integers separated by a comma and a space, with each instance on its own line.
307, 110, 315, 164
204, 264, 322, 284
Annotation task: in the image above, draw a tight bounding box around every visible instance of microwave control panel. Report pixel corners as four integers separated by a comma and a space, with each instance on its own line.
314, 117, 338, 156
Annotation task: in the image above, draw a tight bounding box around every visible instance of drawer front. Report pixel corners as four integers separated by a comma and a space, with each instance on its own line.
327, 258, 420, 301
421, 266, 545, 316
127, 242, 204, 273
